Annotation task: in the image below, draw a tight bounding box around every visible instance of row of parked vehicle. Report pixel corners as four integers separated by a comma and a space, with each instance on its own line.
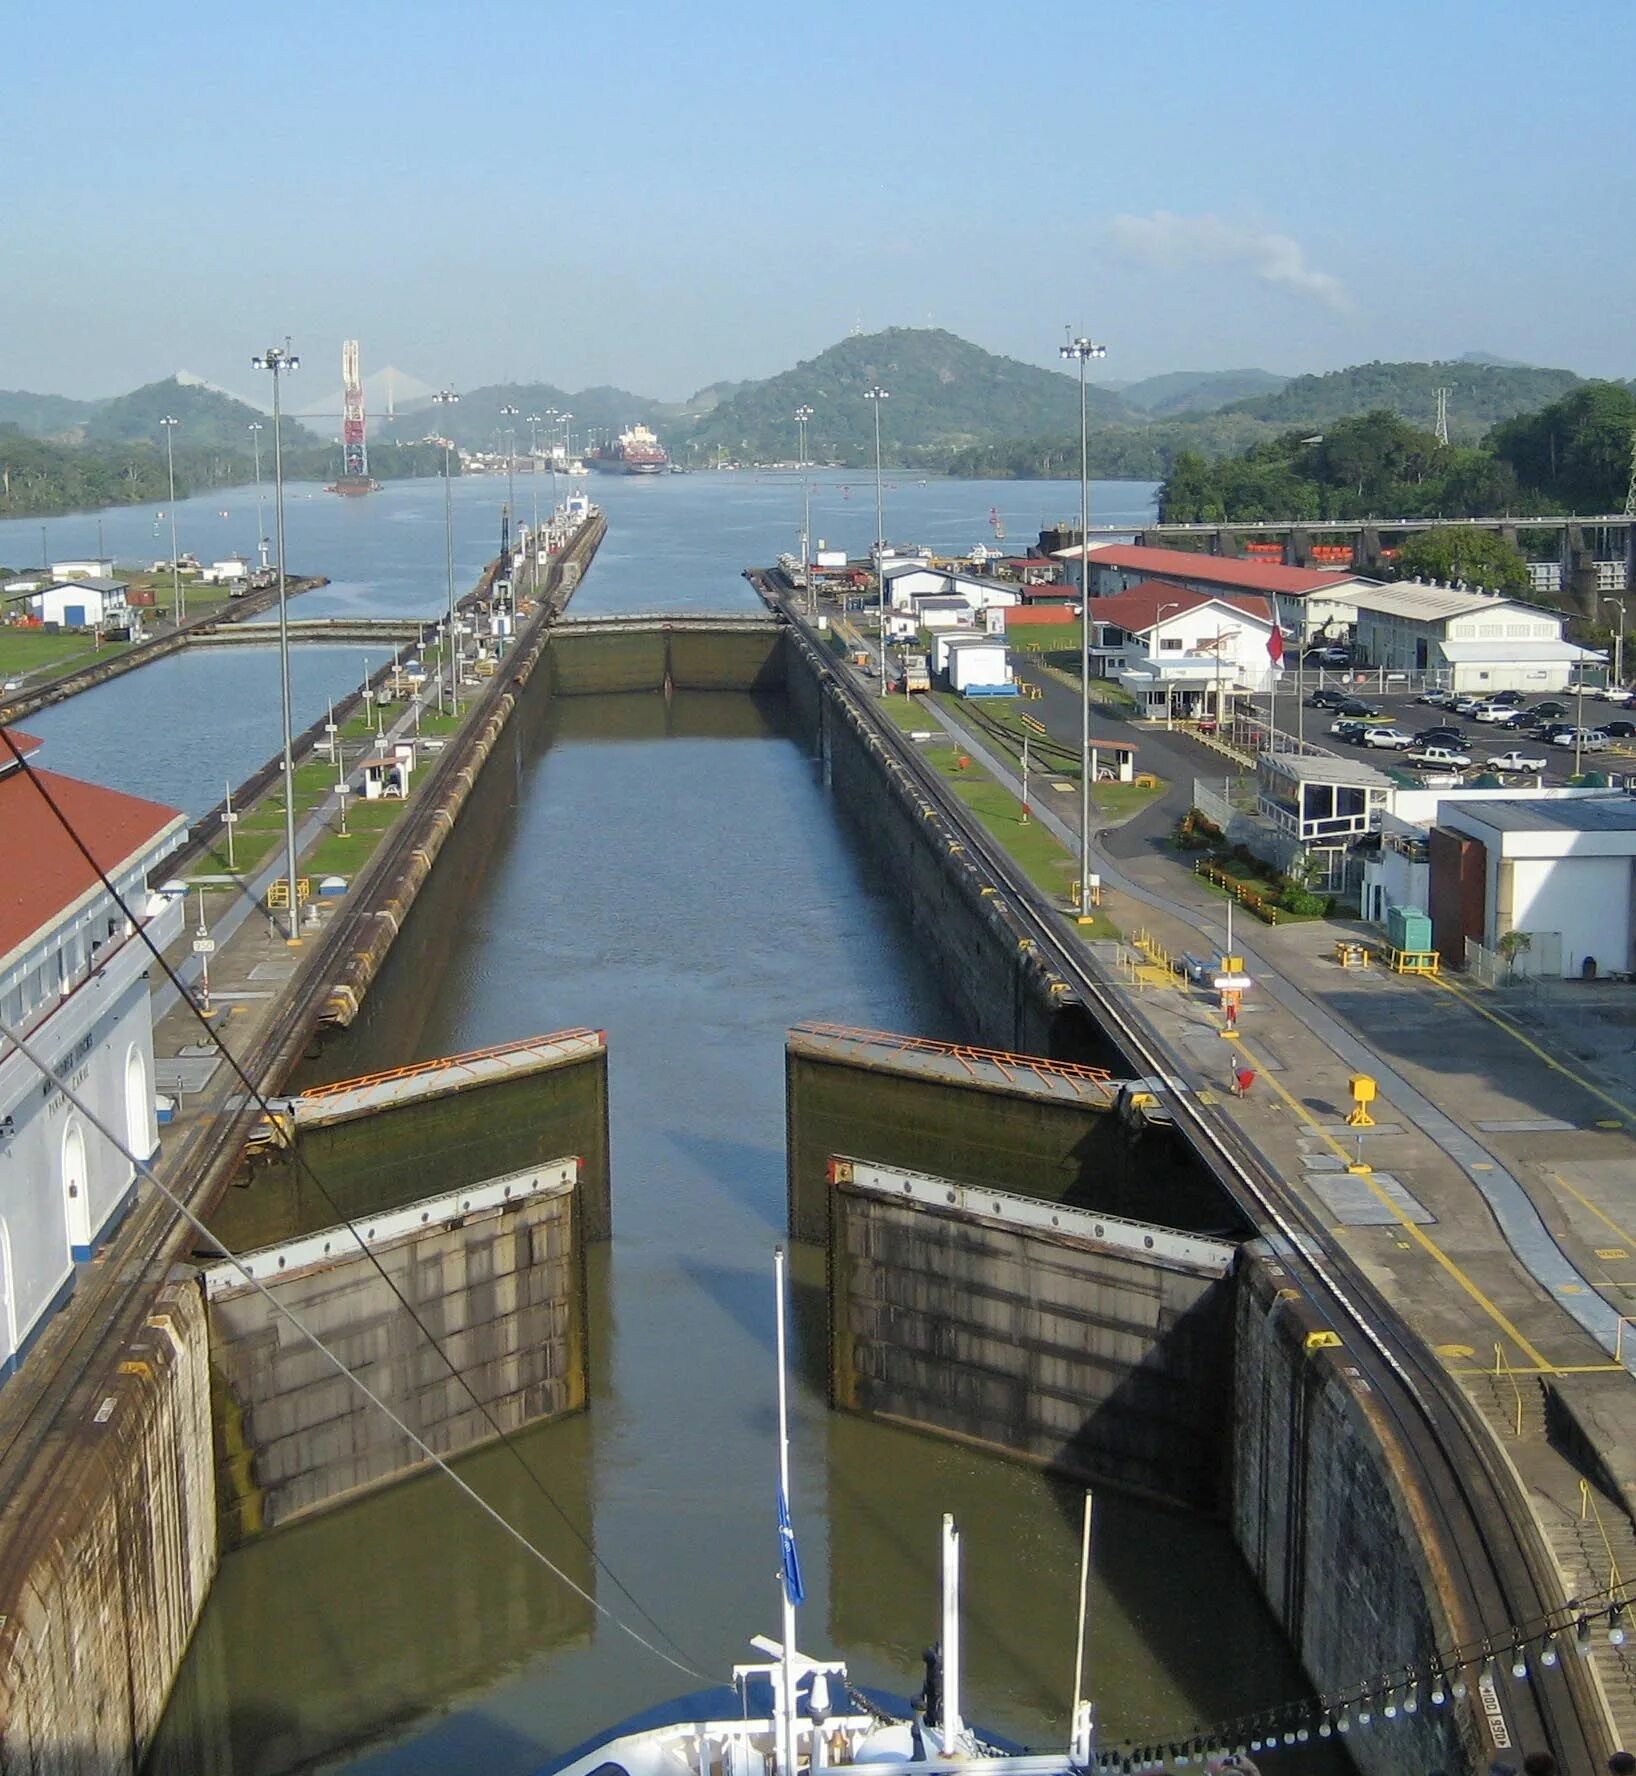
1315, 682, 1634, 773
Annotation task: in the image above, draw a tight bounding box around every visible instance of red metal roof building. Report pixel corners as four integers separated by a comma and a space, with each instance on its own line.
1052, 541, 1363, 600
0, 729, 186, 1375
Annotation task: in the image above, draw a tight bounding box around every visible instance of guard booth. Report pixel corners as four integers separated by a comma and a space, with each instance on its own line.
361, 754, 408, 800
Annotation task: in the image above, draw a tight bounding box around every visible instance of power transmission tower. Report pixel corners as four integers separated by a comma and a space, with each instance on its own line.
1433, 386, 1451, 447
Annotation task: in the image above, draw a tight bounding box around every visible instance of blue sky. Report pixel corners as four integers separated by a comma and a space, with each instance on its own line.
8, 0, 1636, 400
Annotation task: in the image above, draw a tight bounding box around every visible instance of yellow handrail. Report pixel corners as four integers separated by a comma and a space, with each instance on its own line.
1579, 1478, 1626, 1594
1493, 1343, 1525, 1439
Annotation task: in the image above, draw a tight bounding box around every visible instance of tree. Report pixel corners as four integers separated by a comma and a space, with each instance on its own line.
1496, 929, 1532, 978
1388, 526, 1530, 595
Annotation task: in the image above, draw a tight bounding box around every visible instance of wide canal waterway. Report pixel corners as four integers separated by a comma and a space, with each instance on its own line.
11, 476, 1329, 1774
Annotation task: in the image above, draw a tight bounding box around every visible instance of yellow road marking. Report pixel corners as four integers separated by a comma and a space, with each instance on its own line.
1228, 1028, 1557, 1371
1549, 1171, 1636, 1253
1431, 973, 1636, 1125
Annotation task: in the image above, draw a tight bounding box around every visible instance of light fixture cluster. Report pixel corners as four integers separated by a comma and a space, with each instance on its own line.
1087, 1588, 1633, 1771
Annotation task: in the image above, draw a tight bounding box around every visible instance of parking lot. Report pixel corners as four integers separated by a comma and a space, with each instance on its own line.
1243, 684, 1636, 786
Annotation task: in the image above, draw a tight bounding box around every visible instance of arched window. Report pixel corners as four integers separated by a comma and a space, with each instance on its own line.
62, 1120, 91, 1256
125, 1046, 154, 1163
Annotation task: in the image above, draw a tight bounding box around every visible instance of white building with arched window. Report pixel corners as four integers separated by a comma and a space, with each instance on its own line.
0, 730, 185, 1378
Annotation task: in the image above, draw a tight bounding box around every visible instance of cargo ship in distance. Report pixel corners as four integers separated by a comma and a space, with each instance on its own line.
589, 423, 670, 475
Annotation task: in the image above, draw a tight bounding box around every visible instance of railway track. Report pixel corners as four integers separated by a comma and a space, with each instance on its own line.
781, 605, 1604, 1771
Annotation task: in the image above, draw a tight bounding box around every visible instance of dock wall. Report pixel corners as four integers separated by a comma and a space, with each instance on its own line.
0, 1278, 215, 1772
780, 629, 1092, 1059
1233, 1250, 1469, 1776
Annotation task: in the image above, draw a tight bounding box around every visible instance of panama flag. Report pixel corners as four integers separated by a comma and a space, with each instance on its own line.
1267, 626, 1285, 673
777, 1486, 806, 1608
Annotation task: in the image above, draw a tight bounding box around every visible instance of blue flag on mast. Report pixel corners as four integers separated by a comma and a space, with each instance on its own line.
777, 1485, 805, 1608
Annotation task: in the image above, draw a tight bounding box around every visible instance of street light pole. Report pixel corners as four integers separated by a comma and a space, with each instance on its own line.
434, 388, 460, 714
864, 386, 889, 688
795, 404, 814, 620
499, 403, 520, 555
1602, 595, 1627, 690
527, 413, 542, 596
1060, 335, 1107, 920
248, 422, 266, 570
160, 416, 182, 624
544, 407, 560, 515
250, 340, 301, 943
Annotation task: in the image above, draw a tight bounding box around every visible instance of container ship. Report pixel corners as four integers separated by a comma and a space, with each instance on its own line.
589, 423, 669, 475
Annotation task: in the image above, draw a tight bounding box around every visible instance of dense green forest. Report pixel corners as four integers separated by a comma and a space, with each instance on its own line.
1157, 385, 1636, 525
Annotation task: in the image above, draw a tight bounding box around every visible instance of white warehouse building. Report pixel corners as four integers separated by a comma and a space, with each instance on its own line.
1350, 581, 1604, 693
0, 731, 185, 1378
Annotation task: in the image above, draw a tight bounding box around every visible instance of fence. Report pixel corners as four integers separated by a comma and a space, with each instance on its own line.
1465, 931, 1562, 988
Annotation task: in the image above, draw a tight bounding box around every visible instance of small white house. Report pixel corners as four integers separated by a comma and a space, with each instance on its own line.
946, 637, 1010, 694
885, 562, 1023, 616
1090, 582, 1279, 718
33, 577, 129, 628
49, 559, 116, 582
913, 595, 974, 633
199, 558, 249, 585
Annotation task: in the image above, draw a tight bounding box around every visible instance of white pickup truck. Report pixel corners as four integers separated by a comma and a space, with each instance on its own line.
1485, 750, 1548, 773
1406, 744, 1471, 770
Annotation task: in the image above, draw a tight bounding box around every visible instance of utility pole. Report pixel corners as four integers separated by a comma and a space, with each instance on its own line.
250, 339, 302, 943
434, 388, 460, 713
1602, 596, 1627, 690
864, 386, 889, 688
160, 415, 182, 624
1060, 334, 1107, 922
795, 404, 814, 620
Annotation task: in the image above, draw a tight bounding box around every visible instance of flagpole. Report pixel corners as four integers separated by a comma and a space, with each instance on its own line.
775, 1247, 800, 1776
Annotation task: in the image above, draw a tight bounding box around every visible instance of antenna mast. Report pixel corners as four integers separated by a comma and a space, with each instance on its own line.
1433, 385, 1451, 447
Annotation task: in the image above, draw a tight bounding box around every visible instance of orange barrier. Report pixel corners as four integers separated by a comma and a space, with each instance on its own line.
299, 1027, 604, 1100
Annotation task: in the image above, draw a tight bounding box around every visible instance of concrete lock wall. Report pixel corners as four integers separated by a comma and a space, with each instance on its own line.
208, 1180, 583, 1541
781, 633, 1096, 1061
830, 1187, 1234, 1511
209, 1042, 611, 1252
546, 625, 785, 696
0, 1277, 216, 1771
786, 1036, 1230, 1246
1233, 1251, 1466, 1776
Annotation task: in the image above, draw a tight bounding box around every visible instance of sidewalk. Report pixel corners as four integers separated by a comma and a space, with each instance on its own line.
916, 686, 1636, 1740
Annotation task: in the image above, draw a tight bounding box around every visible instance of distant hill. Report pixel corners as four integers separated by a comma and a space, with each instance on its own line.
377, 380, 675, 450
79, 377, 300, 450
0, 389, 95, 438
1223, 359, 1582, 440
676, 327, 1138, 467
1113, 368, 1287, 417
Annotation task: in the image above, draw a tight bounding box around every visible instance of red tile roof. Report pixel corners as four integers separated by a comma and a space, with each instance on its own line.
0, 746, 184, 964
1064, 542, 1357, 596
1089, 582, 1273, 634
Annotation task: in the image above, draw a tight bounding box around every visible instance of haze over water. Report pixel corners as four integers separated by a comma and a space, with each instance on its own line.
13, 472, 1332, 1775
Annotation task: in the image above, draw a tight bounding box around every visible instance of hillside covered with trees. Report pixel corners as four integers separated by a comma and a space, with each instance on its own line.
1158, 384, 1636, 526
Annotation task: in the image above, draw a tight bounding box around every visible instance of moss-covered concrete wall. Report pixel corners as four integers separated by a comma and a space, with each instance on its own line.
208, 1048, 610, 1251
547, 625, 784, 695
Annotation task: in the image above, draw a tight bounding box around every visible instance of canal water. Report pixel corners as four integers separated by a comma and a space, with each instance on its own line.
9, 477, 1332, 1773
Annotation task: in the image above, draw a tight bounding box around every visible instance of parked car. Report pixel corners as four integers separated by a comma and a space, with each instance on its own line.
1307, 688, 1349, 708
1329, 718, 1367, 740
1489, 689, 1526, 705
1602, 719, 1636, 738
1413, 726, 1465, 746
1547, 727, 1611, 751
1407, 744, 1472, 770
1452, 696, 1489, 716
1472, 703, 1520, 723
1529, 700, 1571, 720
1418, 689, 1457, 707
1599, 685, 1634, 705
1361, 727, 1414, 750
1335, 698, 1382, 718
1486, 750, 1549, 773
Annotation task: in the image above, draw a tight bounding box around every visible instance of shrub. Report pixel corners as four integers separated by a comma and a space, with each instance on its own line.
1280, 884, 1328, 916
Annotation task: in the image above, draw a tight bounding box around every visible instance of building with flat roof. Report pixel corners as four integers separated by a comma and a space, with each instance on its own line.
32, 576, 130, 629
1349, 580, 1603, 692
1428, 795, 1636, 978
0, 730, 186, 1376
